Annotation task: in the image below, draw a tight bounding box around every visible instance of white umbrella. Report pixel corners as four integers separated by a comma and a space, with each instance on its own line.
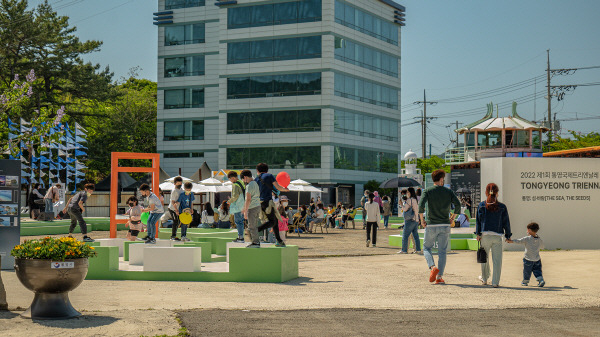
198, 177, 224, 186
165, 176, 193, 183
195, 177, 231, 193
159, 181, 175, 191
288, 179, 322, 207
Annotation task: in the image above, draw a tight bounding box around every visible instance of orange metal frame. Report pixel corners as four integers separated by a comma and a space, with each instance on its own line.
110, 152, 160, 238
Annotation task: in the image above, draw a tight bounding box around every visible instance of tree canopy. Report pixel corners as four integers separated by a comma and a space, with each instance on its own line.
545, 131, 600, 153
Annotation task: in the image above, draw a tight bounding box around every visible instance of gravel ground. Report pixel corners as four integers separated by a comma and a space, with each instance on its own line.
4, 222, 599, 336
178, 307, 600, 337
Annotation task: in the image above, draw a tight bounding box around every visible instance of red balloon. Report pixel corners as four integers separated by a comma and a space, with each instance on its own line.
276, 172, 291, 188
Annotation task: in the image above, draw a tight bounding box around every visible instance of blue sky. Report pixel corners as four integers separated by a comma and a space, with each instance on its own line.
40, 0, 600, 156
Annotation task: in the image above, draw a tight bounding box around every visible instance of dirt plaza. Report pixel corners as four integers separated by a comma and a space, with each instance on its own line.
1, 227, 599, 336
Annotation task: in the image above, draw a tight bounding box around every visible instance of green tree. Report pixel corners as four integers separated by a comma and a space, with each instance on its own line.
0, 0, 114, 118
416, 155, 450, 174
545, 131, 600, 152
81, 78, 157, 181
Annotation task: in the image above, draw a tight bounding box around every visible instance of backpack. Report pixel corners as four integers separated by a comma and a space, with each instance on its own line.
234, 181, 246, 199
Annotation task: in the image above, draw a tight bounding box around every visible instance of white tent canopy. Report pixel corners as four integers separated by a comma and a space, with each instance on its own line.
287, 179, 322, 207
165, 176, 193, 183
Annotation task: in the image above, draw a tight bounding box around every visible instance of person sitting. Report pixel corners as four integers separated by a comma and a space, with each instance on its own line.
335, 205, 347, 229
201, 202, 215, 228
308, 203, 326, 233
190, 208, 201, 228
218, 201, 231, 229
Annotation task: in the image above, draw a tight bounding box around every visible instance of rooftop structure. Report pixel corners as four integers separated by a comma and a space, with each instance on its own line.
445, 102, 549, 165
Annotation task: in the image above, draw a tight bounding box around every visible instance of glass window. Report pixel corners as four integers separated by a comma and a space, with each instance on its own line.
228, 73, 320, 99
333, 109, 399, 141
190, 56, 205, 76
227, 77, 250, 98
164, 121, 187, 141
250, 40, 273, 62
164, 57, 185, 78
227, 146, 321, 169
228, 110, 321, 134
165, 26, 185, 46
335, 0, 398, 45
299, 0, 321, 22
299, 36, 321, 58
165, 0, 205, 10
516, 130, 530, 147
164, 89, 185, 109
334, 146, 397, 173
191, 89, 204, 108
164, 153, 190, 158
532, 130, 541, 148
228, 41, 250, 64
192, 24, 205, 44
466, 132, 475, 147
228, 6, 251, 28
275, 1, 298, 24
274, 38, 298, 61
251, 5, 273, 27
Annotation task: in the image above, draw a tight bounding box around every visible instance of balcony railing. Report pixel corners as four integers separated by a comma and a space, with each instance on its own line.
445, 145, 543, 165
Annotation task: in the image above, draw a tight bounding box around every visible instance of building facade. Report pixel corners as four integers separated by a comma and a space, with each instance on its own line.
155, 0, 404, 204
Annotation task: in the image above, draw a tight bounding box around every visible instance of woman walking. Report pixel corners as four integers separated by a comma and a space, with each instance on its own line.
364, 193, 381, 247
476, 183, 512, 288
382, 196, 392, 229
398, 187, 421, 254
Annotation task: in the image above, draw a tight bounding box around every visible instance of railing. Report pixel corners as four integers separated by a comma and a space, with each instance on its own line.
444, 146, 479, 165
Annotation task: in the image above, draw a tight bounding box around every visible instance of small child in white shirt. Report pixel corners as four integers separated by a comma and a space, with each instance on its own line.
507, 222, 545, 287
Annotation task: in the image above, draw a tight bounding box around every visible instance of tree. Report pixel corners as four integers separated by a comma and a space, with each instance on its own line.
416, 156, 450, 174
0, 0, 114, 118
545, 131, 600, 152
0, 70, 64, 157
81, 78, 157, 181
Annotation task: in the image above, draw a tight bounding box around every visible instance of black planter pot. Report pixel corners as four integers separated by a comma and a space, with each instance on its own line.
14, 258, 89, 319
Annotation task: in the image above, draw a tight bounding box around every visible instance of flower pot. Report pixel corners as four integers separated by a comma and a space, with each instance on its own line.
14, 258, 88, 319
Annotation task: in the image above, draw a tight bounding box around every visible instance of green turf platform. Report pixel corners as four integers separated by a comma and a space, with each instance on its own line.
20, 219, 127, 236
389, 234, 477, 250
86, 245, 299, 282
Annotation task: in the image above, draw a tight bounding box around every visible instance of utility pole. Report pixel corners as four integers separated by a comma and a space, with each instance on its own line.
413, 89, 437, 159
546, 49, 552, 142
455, 121, 461, 146
534, 78, 537, 122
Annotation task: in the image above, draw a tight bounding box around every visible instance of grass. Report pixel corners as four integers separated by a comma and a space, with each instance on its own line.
140, 315, 190, 337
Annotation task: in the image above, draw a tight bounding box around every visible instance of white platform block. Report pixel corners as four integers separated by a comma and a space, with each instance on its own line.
143, 247, 202, 272
129, 243, 146, 265
226, 241, 274, 262
96, 238, 127, 257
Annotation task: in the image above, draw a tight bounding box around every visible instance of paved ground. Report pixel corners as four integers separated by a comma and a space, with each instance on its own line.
4, 226, 600, 336
178, 307, 600, 337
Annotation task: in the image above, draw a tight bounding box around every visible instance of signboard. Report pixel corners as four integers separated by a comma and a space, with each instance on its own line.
450, 168, 480, 216
0, 159, 21, 269
481, 157, 600, 249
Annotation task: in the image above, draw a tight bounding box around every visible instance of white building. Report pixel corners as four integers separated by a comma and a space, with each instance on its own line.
155, 0, 405, 204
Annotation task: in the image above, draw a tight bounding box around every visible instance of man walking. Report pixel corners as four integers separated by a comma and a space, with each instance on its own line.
67, 183, 95, 242
169, 176, 183, 241
140, 183, 164, 244
255, 163, 289, 247
241, 170, 261, 247
43, 183, 61, 214
360, 189, 370, 229
418, 169, 461, 284
227, 171, 246, 243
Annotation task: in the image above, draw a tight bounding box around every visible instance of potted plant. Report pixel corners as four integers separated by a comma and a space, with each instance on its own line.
11, 237, 96, 319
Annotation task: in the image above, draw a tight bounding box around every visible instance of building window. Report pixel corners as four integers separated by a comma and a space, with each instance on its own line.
334, 110, 398, 141
334, 0, 398, 45
165, 0, 205, 9
164, 23, 205, 46
164, 88, 205, 109
227, 110, 321, 134
163, 120, 204, 141
227, 146, 321, 169
164, 152, 205, 158
334, 146, 397, 173
227, 36, 321, 64
334, 37, 398, 77
164, 56, 205, 77
227, 73, 321, 99
334, 73, 398, 109
227, 0, 321, 29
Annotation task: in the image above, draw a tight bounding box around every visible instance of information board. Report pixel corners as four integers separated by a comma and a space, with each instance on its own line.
0, 159, 21, 269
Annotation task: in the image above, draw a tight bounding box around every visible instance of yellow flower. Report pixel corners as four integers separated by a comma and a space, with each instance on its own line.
90, 247, 95, 250
14, 246, 21, 250
35, 247, 41, 250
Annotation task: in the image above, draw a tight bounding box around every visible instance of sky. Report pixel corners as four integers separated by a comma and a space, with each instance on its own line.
34, 0, 600, 157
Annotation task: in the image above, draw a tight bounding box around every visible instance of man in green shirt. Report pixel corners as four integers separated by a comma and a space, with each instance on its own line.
418, 169, 461, 285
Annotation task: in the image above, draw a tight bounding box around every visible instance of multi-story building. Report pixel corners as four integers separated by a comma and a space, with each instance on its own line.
155, 0, 405, 205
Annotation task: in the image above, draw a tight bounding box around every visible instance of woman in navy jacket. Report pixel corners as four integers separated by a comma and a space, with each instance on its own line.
476, 183, 512, 287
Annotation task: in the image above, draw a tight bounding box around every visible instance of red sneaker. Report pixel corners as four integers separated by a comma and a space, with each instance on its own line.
429, 267, 439, 282
435, 278, 445, 285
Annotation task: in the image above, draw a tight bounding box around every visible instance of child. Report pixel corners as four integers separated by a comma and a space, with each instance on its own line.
335, 206, 347, 229
508, 222, 545, 287
125, 196, 143, 241
176, 182, 195, 242
278, 206, 288, 243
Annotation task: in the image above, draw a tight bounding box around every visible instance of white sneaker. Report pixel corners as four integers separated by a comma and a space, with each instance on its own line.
478, 275, 487, 285
181, 236, 191, 242
366, 240, 370, 247
397, 251, 407, 254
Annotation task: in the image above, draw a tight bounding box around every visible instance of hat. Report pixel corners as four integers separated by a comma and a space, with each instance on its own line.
279, 195, 289, 201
